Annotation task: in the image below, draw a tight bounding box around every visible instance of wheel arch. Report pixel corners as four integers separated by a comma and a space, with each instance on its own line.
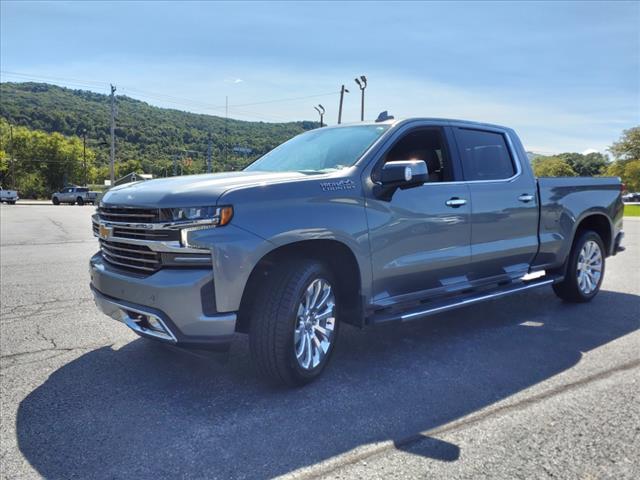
236, 239, 364, 333
572, 212, 613, 256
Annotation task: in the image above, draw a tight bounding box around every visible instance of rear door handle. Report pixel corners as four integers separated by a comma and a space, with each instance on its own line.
445, 198, 467, 208
518, 194, 534, 203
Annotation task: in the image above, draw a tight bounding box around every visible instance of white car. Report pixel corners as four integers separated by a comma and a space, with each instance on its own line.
0, 186, 19, 204
622, 192, 640, 203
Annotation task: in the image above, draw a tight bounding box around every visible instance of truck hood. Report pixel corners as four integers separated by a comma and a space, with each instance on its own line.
101, 171, 308, 207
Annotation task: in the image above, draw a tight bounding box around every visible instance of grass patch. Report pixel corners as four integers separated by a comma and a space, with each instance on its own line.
624, 204, 640, 217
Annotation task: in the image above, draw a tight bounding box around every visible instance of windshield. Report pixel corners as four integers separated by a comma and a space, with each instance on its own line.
245, 125, 389, 173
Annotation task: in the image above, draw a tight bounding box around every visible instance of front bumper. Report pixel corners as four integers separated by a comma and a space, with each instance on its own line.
90, 253, 236, 350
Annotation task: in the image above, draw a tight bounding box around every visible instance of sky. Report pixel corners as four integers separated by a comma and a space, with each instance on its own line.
1, 0, 639, 154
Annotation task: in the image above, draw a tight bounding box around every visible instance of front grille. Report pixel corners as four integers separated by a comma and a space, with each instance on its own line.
98, 206, 160, 223
100, 239, 161, 274
112, 227, 180, 241
96, 207, 179, 241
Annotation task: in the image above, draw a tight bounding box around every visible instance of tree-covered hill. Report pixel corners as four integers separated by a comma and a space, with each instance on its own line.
0, 82, 316, 174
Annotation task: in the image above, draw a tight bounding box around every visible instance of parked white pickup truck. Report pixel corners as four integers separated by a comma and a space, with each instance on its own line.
0, 186, 19, 204
51, 186, 98, 205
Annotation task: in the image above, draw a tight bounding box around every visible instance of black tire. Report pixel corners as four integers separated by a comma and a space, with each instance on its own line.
553, 230, 605, 303
249, 259, 339, 386
8, 201, 16, 205
52, 197, 60, 205
76, 197, 84, 206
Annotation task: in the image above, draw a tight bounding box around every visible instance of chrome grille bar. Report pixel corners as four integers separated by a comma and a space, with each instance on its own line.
99, 239, 161, 273
98, 206, 160, 223
100, 241, 158, 257
101, 253, 158, 273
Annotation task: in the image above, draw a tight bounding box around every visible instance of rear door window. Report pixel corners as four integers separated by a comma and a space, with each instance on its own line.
455, 128, 516, 181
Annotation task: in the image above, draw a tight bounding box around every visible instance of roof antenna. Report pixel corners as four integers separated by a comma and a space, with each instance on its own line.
375, 111, 394, 122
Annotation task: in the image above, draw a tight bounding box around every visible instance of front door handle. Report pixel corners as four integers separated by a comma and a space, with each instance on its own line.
518, 194, 534, 203
445, 198, 467, 208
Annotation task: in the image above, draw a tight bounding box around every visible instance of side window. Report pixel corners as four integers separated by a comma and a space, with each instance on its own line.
382, 129, 453, 182
456, 128, 515, 181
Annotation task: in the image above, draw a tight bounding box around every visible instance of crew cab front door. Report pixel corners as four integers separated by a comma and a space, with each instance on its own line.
364, 125, 472, 307
60, 188, 73, 202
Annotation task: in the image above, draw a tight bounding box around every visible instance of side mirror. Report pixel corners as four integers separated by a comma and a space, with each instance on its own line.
380, 160, 428, 186
375, 160, 428, 200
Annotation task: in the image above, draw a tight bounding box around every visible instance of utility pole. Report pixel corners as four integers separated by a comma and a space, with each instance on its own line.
314, 104, 325, 127
9, 124, 15, 189
173, 153, 179, 176
109, 84, 116, 186
354, 75, 367, 121
337, 85, 349, 124
82, 128, 87, 186
206, 134, 212, 173
224, 96, 229, 165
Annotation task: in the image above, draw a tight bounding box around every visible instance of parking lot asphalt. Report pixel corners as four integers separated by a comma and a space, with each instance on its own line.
1, 204, 639, 479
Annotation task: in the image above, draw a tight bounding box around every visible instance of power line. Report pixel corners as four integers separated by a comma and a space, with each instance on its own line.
1, 70, 338, 111
230, 91, 338, 108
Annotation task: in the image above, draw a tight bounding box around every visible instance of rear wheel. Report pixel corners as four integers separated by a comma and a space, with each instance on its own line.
249, 260, 339, 386
76, 197, 84, 205
553, 230, 605, 303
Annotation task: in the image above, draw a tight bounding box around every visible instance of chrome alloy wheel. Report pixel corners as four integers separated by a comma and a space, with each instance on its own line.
294, 278, 336, 370
576, 240, 602, 295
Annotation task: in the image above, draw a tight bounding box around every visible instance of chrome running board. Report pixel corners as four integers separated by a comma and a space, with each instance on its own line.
369, 276, 558, 325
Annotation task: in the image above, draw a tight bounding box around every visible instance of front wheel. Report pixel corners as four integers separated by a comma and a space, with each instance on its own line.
52, 197, 60, 205
553, 230, 605, 302
249, 260, 339, 386
76, 197, 84, 206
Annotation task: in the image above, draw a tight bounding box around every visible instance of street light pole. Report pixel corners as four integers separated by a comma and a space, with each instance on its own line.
337, 85, 349, 124
314, 104, 325, 127
82, 128, 87, 186
354, 75, 367, 121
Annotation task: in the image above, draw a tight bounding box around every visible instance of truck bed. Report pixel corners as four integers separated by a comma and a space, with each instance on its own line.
534, 176, 623, 269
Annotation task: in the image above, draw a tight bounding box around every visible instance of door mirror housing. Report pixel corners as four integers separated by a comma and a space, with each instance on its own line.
375, 160, 429, 200
381, 160, 429, 186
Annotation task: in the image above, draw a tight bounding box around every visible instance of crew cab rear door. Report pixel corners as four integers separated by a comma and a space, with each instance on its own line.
451, 126, 538, 283
364, 123, 472, 306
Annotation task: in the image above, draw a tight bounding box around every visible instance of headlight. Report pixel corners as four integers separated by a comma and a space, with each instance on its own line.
176, 206, 234, 248
168, 206, 233, 226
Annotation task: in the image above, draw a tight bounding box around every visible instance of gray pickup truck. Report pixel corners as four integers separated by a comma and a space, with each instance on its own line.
90, 118, 625, 385
52, 186, 98, 205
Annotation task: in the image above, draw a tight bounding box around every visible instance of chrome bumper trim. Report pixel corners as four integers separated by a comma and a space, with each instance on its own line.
92, 287, 177, 342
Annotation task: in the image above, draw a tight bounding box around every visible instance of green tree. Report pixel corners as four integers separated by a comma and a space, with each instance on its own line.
606, 126, 640, 192
606, 159, 640, 192
0, 118, 98, 197
532, 156, 577, 177
557, 152, 607, 176
609, 126, 640, 160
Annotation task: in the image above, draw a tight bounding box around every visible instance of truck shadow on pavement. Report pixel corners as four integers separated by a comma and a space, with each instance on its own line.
16, 289, 639, 479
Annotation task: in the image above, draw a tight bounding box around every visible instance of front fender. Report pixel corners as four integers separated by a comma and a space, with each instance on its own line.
187, 225, 276, 313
